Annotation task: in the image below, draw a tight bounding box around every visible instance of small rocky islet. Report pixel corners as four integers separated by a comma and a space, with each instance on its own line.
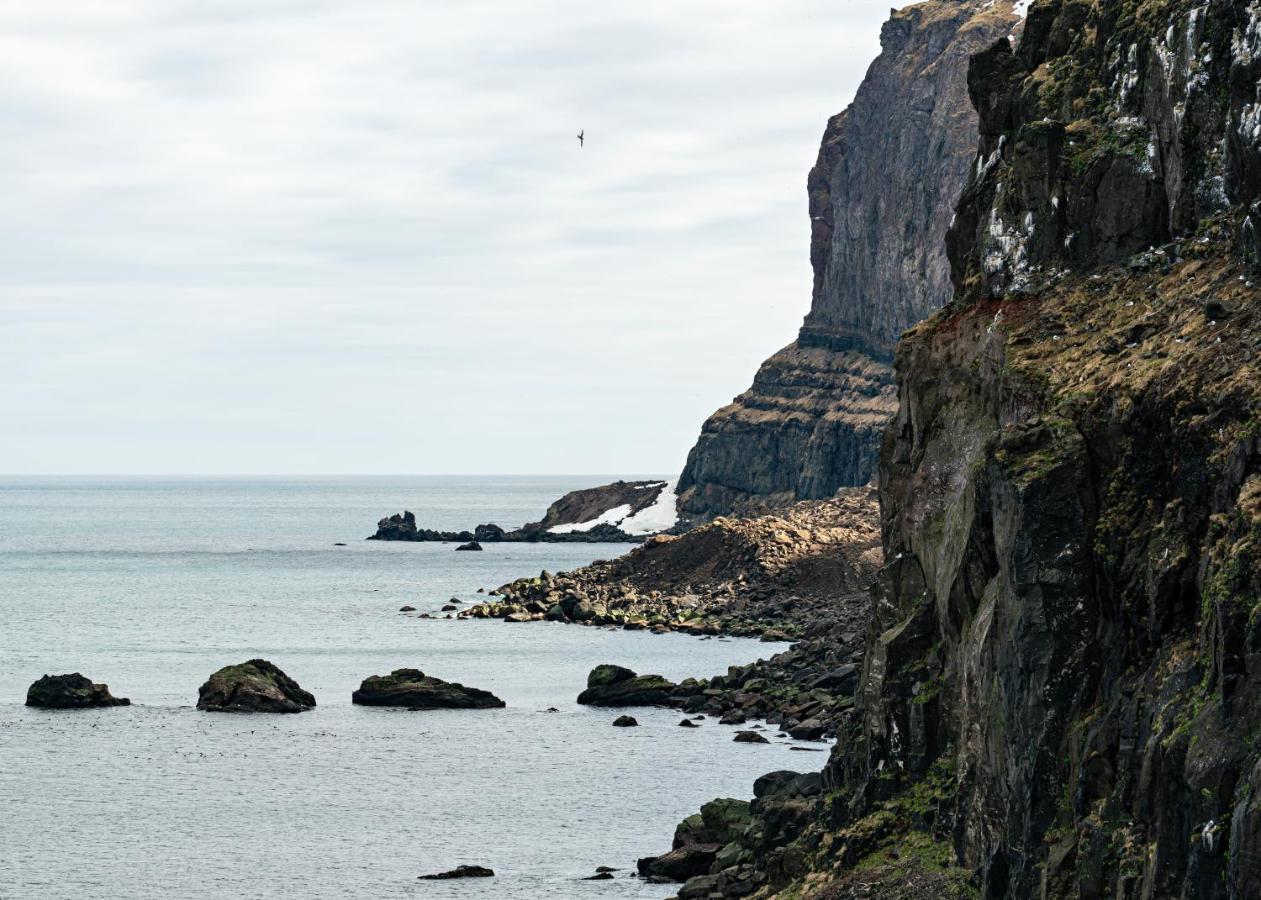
196, 659, 316, 713
351, 668, 504, 710
25, 673, 130, 709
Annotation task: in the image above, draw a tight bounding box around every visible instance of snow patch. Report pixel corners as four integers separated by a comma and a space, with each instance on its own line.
548, 504, 633, 535
619, 480, 680, 535
547, 480, 680, 536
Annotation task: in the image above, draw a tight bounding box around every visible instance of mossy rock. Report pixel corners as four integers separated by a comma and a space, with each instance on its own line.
197, 659, 315, 713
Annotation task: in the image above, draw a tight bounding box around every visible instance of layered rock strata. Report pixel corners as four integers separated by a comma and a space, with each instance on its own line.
676, 0, 1020, 521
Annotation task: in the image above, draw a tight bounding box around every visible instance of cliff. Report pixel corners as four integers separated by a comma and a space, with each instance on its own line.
737, 0, 1261, 897
676, 0, 1019, 521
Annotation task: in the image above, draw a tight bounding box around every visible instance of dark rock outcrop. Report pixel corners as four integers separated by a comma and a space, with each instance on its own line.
638, 799, 753, 883
575, 665, 675, 707
612, 715, 639, 727
454, 541, 482, 551
196, 659, 315, 713
25, 673, 130, 709
351, 669, 504, 710
676, 0, 1020, 521
417, 865, 494, 880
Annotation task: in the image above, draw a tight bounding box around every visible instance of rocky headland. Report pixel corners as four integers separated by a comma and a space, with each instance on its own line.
674, 0, 1020, 522
461, 486, 880, 640
368, 478, 678, 543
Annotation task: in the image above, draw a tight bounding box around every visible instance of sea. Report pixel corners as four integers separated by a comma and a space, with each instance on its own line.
0, 476, 811, 899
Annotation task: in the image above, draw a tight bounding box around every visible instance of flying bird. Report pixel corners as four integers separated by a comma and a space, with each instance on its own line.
577, 130, 584, 148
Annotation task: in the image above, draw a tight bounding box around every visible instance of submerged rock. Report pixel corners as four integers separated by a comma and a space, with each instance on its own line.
576, 665, 676, 707
197, 660, 315, 713
25, 673, 130, 709
612, 715, 639, 727
352, 668, 504, 710
455, 541, 482, 551
417, 865, 494, 880
732, 731, 769, 744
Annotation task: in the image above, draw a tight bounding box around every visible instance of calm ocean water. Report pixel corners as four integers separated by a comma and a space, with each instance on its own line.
0, 477, 805, 899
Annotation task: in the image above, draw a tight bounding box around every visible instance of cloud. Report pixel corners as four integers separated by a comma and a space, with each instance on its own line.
0, 0, 899, 474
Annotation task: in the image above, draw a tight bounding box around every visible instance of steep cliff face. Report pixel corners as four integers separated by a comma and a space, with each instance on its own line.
798, 1, 1261, 898
677, 0, 1019, 522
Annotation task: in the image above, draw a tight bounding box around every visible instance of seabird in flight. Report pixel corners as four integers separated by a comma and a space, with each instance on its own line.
577, 129, 584, 147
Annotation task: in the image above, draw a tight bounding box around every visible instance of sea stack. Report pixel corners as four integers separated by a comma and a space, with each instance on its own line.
197, 659, 316, 713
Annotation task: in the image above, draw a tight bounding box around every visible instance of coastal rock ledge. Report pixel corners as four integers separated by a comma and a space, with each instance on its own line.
26, 673, 130, 708
352, 668, 505, 710
197, 659, 316, 713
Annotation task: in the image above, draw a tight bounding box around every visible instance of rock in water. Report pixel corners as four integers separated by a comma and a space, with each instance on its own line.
576, 665, 676, 707
732, 731, 769, 744
197, 659, 315, 713
612, 715, 639, 727
455, 541, 482, 551
351, 669, 505, 710
25, 673, 130, 709
417, 865, 494, 880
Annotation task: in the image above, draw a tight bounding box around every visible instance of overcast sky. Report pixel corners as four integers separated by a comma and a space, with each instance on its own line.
0, 0, 899, 475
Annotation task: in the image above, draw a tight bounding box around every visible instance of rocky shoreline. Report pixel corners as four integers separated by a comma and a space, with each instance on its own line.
459, 487, 880, 640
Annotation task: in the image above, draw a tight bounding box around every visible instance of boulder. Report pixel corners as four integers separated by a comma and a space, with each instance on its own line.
25, 673, 130, 709
455, 541, 482, 551
787, 717, 828, 740
612, 715, 639, 727
678, 718, 699, 728
636, 844, 719, 882
197, 659, 315, 713
352, 668, 505, 710
733, 730, 769, 744
418, 865, 494, 880
576, 665, 676, 707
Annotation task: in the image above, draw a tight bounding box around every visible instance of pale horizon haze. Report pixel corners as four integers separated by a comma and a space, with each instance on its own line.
1, 1, 902, 475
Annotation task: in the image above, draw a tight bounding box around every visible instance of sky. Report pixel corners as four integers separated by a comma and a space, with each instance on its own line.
0, 0, 900, 475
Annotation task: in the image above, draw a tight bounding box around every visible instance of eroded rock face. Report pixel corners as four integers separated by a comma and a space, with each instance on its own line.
796, 1, 1261, 897
351, 669, 504, 710
197, 659, 315, 713
677, 0, 1019, 521
25, 673, 130, 709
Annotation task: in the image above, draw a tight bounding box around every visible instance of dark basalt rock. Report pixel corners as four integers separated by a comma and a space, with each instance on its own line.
576, 665, 676, 707
638, 799, 752, 883
197, 659, 315, 713
636, 844, 719, 883
612, 715, 639, 727
25, 673, 130, 709
676, 0, 1018, 521
732, 731, 768, 744
352, 669, 504, 710
454, 541, 482, 551
417, 865, 494, 880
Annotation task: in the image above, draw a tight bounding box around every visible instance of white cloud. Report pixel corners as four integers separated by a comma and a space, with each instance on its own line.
0, 0, 898, 474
